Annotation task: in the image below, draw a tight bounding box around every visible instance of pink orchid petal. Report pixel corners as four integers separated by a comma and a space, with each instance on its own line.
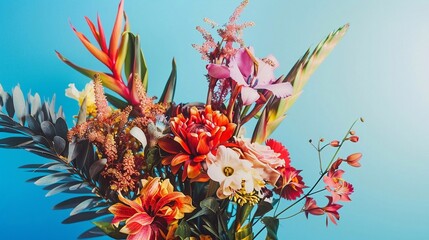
229, 58, 248, 86
265, 54, 279, 68
240, 86, 260, 105
256, 59, 275, 85
235, 47, 253, 77
207, 64, 230, 79
255, 82, 293, 98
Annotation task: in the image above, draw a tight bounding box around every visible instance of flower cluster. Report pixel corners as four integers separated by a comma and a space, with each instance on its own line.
0, 1, 360, 239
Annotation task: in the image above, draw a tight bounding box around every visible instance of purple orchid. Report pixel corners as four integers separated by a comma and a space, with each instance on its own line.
207, 47, 293, 105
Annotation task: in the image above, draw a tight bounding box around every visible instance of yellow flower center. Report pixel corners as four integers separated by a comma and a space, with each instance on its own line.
223, 166, 234, 176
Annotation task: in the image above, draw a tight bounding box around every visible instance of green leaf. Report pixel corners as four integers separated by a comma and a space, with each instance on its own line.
254, 201, 273, 217
105, 93, 128, 109
175, 220, 191, 240
237, 203, 253, 229
159, 58, 177, 104
92, 221, 116, 235
62, 209, 108, 224
200, 197, 220, 213
55, 51, 123, 95
34, 172, 72, 186
261, 216, 279, 240
251, 107, 267, 143
53, 196, 97, 210
124, 33, 148, 91
235, 223, 253, 240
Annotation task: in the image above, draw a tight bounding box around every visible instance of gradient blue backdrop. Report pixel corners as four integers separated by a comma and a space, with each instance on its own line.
0, 0, 427, 239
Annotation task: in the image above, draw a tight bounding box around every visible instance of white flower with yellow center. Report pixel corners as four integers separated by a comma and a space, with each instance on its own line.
207, 146, 263, 199
65, 82, 96, 116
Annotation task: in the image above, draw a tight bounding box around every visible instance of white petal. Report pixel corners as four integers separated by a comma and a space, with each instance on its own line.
207, 163, 224, 182
256, 82, 293, 98
31, 93, 41, 116
240, 86, 260, 105
229, 58, 248, 86
12, 85, 25, 121
65, 83, 80, 100
130, 126, 147, 149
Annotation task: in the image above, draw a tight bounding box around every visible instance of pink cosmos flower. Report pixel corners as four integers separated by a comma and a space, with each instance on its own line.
207, 47, 293, 105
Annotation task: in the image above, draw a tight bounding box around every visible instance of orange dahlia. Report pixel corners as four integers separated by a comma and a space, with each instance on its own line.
109, 177, 195, 240
159, 105, 236, 182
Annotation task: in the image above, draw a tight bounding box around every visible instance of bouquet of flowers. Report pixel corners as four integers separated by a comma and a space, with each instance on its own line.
0, 0, 362, 239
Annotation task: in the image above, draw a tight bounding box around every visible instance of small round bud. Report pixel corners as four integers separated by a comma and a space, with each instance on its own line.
320, 138, 325, 142
349, 130, 356, 135
330, 140, 340, 147
349, 136, 359, 142
360, 117, 365, 122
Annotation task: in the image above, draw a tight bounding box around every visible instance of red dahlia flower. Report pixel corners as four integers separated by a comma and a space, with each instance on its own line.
159, 105, 236, 182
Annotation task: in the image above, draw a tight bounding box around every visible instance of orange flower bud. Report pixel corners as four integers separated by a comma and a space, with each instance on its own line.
349, 130, 355, 135
320, 138, 325, 142
330, 140, 340, 147
346, 153, 362, 167
349, 136, 359, 142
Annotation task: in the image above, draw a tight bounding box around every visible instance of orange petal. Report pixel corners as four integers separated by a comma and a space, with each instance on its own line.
97, 14, 109, 53
196, 134, 210, 154
158, 137, 181, 154
70, 23, 111, 68
171, 153, 190, 166
186, 161, 201, 179
109, 0, 124, 60
174, 136, 191, 154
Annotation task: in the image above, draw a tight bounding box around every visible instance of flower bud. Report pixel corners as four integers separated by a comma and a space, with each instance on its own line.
330, 140, 340, 147
349, 136, 359, 142
349, 130, 355, 135
345, 153, 362, 167
320, 138, 325, 142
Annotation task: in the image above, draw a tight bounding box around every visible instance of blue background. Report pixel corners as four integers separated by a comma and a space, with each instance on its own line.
0, 0, 428, 239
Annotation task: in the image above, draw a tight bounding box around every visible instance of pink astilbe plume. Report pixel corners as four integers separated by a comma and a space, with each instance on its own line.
193, 0, 254, 61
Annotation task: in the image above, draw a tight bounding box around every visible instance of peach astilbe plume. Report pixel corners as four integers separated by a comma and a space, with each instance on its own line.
93, 74, 111, 119
109, 177, 195, 240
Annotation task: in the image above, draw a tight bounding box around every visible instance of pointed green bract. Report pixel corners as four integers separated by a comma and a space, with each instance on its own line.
159, 58, 177, 104
105, 93, 128, 109
124, 33, 148, 92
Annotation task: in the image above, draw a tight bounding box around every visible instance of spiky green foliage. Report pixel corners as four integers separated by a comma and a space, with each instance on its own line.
0, 85, 112, 239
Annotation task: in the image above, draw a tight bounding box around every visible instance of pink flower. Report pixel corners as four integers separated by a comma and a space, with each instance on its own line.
207, 47, 293, 105
303, 196, 343, 226
235, 137, 284, 185
303, 197, 324, 218
323, 196, 343, 226
324, 169, 354, 202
